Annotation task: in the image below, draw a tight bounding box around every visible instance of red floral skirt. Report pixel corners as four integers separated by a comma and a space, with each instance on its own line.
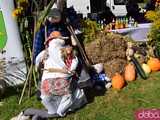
41, 77, 71, 96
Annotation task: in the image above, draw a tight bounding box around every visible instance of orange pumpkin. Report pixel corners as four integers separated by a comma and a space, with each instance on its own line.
124, 63, 136, 81
112, 73, 125, 89
147, 57, 160, 71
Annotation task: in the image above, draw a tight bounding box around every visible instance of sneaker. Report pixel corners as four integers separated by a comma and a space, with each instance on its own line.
105, 82, 112, 89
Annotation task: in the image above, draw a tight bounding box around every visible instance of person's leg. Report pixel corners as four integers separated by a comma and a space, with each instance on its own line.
41, 96, 62, 115
77, 59, 92, 88
24, 108, 53, 117
69, 88, 87, 111
24, 108, 59, 120
57, 94, 73, 116
31, 114, 41, 120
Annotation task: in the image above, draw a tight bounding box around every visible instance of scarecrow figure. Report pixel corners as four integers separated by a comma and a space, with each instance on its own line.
11, 31, 87, 120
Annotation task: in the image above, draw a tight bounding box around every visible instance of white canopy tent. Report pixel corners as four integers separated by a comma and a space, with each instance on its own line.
0, 0, 27, 85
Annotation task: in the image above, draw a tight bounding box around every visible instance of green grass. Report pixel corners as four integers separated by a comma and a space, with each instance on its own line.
1, 72, 160, 120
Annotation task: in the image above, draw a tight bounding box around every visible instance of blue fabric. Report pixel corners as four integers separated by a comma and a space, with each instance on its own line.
91, 72, 106, 81
33, 27, 45, 63
144, 0, 156, 11
33, 22, 69, 63
65, 7, 81, 29
91, 72, 107, 88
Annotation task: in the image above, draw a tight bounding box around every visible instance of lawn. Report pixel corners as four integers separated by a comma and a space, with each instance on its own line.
0, 72, 160, 120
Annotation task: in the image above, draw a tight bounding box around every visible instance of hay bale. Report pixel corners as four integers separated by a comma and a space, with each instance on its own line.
85, 32, 128, 78
104, 59, 127, 78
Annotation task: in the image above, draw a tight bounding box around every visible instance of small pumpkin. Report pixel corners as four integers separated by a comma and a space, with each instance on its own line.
147, 57, 160, 71
112, 73, 125, 89
142, 63, 151, 74
124, 63, 136, 81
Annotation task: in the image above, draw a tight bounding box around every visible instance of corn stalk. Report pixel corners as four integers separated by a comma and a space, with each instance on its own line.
35, 0, 56, 32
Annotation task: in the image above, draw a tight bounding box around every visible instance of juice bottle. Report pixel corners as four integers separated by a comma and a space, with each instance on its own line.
115, 18, 119, 29
120, 18, 123, 29
125, 17, 128, 28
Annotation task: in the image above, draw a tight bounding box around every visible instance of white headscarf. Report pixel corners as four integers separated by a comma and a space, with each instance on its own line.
36, 38, 69, 80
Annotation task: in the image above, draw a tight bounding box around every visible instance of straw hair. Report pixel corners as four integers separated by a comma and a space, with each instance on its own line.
44, 31, 69, 45
49, 31, 62, 38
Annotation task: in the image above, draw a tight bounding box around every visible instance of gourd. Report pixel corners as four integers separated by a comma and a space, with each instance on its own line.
147, 57, 160, 71
124, 63, 136, 81
112, 73, 125, 89
126, 42, 134, 61
154, 46, 160, 59
142, 63, 151, 74
126, 48, 134, 61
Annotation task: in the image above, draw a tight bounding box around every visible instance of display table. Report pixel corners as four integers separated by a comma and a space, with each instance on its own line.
109, 23, 152, 41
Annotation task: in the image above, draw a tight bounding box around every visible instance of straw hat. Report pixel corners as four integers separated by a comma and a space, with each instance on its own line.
49, 31, 62, 39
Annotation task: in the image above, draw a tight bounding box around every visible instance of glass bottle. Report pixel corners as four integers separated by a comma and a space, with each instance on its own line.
112, 18, 115, 30
125, 17, 128, 28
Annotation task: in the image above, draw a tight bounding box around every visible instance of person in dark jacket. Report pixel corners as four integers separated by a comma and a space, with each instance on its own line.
144, 0, 156, 11
33, 8, 69, 63
126, 0, 141, 21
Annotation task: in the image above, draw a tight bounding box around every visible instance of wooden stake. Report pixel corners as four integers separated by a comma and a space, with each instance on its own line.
19, 64, 33, 104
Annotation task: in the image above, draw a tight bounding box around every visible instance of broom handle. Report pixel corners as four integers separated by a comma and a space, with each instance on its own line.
67, 25, 91, 66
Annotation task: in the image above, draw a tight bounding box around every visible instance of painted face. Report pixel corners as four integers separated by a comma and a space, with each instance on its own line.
48, 17, 61, 23
66, 46, 73, 54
